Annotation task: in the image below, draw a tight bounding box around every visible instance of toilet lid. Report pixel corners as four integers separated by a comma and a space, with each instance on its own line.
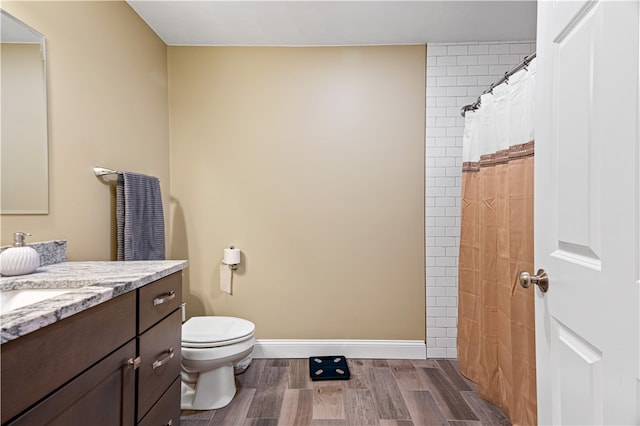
182, 316, 255, 347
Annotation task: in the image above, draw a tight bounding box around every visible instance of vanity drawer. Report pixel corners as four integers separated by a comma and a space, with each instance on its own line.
137, 308, 181, 421
1, 291, 136, 424
138, 272, 182, 333
138, 377, 180, 426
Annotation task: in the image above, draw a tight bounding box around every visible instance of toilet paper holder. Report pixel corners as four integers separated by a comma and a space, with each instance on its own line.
224, 246, 240, 270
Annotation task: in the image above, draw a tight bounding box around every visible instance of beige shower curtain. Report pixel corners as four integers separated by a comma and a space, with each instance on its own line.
457, 60, 537, 426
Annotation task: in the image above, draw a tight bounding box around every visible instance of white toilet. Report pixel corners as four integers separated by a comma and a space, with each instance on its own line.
180, 316, 256, 410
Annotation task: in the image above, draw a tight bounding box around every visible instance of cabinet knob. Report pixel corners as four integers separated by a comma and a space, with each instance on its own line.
126, 357, 141, 370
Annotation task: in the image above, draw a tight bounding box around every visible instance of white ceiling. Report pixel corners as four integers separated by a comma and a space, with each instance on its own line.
126, 1, 537, 46
1, 10, 43, 43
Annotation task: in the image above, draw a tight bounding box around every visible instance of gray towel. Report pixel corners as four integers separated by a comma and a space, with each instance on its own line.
116, 172, 165, 261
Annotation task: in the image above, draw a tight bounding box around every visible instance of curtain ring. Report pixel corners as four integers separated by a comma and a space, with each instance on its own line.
504, 72, 510, 84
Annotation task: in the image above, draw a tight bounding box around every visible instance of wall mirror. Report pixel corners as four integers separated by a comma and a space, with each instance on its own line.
1, 9, 49, 214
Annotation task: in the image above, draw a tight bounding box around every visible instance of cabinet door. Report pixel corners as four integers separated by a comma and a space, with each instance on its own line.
9, 340, 136, 426
1, 291, 136, 424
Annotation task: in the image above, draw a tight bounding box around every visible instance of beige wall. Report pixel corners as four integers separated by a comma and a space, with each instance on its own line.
0, 1, 169, 260
0, 3, 426, 341
168, 46, 426, 340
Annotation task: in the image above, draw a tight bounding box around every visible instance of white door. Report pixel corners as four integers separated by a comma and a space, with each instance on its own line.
535, 1, 640, 425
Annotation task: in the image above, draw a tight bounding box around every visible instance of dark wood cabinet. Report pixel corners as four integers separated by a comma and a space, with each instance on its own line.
8, 340, 136, 426
1, 291, 137, 424
1, 271, 183, 426
136, 272, 182, 424
138, 378, 181, 426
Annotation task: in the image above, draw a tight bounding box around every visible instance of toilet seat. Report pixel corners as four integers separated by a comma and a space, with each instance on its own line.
182, 316, 255, 348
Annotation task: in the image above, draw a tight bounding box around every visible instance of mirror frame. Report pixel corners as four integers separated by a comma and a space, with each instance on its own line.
0, 9, 49, 214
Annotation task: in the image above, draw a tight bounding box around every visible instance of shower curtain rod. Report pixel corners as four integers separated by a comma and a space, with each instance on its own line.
460, 51, 536, 117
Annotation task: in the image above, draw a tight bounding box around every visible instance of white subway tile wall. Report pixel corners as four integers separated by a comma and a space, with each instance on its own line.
425, 41, 536, 358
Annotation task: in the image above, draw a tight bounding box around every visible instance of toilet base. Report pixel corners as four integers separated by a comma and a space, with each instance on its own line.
181, 362, 237, 410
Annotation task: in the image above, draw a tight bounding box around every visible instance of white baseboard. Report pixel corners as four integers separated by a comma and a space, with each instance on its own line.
253, 339, 426, 359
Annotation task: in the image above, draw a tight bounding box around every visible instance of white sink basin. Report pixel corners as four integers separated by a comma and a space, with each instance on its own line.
0, 289, 73, 314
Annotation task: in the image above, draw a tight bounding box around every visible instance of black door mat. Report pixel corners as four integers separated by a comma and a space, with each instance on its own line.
309, 356, 351, 381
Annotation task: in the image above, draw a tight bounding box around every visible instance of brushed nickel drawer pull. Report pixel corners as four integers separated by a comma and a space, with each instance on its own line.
152, 347, 174, 370
126, 357, 141, 370
153, 290, 176, 306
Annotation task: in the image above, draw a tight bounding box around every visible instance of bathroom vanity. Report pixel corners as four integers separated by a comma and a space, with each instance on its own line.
0, 260, 187, 426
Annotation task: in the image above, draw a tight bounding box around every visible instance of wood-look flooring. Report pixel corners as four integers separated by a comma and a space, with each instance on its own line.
180, 358, 511, 426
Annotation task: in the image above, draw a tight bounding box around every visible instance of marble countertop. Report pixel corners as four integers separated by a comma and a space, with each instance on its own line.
0, 260, 187, 344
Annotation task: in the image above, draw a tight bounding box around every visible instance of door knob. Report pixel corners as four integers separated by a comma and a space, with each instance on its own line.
519, 269, 549, 293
